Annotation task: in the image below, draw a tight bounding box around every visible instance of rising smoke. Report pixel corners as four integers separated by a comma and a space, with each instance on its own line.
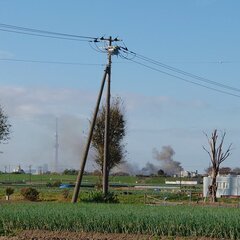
114, 145, 183, 176
152, 145, 183, 176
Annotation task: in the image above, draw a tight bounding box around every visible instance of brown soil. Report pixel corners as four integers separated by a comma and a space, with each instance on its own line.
0, 230, 226, 240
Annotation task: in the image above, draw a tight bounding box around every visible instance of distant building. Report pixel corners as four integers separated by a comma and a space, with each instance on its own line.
165, 180, 198, 185
180, 171, 190, 177
13, 165, 25, 174
37, 166, 43, 175
180, 170, 198, 178
203, 175, 240, 198
42, 164, 49, 173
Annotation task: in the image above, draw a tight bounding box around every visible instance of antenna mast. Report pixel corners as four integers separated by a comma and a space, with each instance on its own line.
55, 117, 59, 173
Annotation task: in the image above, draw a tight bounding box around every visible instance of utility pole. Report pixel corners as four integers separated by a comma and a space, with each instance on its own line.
71, 36, 120, 203
29, 165, 32, 184
71, 66, 109, 203
4, 166, 7, 183
103, 36, 112, 196
55, 118, 59, 173
8, 164, 10, 182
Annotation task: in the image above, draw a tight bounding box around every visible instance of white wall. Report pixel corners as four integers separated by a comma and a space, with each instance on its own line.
203, 175, 240, 198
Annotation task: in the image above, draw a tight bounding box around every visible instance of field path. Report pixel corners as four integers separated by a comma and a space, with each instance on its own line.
0, 230, 225, 240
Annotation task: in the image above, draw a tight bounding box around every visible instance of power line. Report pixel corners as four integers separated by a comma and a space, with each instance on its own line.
128, 58, 240, 98
122, 49, 240, 94
2, 22, 240, 98
0, 58, 105, 66
154, 60, 240, 64
0, 28, 91, 42
0, 23, 97, 40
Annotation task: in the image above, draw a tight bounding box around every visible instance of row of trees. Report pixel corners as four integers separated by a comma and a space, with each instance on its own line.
205, 166, 240, 176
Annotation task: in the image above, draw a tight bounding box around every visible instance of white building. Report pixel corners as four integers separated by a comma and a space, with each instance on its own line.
203, 175, 240, 198
13, 165, 25, 174
180, 170, 198, 178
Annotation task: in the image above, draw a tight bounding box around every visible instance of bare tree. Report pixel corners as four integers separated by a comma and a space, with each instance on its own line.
203, 129, 232, 202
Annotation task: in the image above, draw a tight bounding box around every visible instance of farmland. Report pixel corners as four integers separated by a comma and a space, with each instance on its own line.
0, 173, 203, 203
0, 203, 240, 239
1, 173, 239, 239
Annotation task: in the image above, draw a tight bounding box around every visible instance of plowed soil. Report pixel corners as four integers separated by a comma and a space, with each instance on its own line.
0, 230, 225, 240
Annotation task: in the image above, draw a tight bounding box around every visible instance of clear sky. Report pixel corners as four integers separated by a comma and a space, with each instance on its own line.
0, 0, 240, 173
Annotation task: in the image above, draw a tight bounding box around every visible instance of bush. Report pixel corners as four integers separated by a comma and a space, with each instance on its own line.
81, 190, 119, 203
46, 180, 62, 187
63, 169, 78, 175
62, 189, 70, 199
5, 187, 14, 196
52, 180, 62, 187
21, 187, 39, 201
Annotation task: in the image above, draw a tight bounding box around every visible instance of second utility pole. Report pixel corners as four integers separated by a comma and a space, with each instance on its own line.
103, 36, 112, 196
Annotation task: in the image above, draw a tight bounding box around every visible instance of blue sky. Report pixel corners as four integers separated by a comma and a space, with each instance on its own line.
0, 0, 240, 173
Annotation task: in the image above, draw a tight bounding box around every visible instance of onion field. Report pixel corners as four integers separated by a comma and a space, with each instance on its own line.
0, 203, 240, 239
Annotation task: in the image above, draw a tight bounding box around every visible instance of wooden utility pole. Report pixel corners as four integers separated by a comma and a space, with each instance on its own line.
29, 165, 32, 184
55, 118, 59, 173
71, 36, 120, 203
103, 36, 112, 196
71, 66, 108, 203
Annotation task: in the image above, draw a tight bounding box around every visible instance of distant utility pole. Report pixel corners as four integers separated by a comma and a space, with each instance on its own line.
29, 165, 32, 184
55, 118, 59, 173
72, 36, 120, 203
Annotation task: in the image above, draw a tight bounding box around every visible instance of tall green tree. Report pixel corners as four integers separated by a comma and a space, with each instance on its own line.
0, 106, 11, 143
92, 97, 126, 174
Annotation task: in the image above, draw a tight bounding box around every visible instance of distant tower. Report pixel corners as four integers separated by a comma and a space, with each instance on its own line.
54, 118, 59, 173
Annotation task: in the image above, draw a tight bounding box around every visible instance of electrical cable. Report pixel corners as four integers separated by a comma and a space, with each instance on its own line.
0, 58, 105, 66
0, 23, 96, 40
0, 28, 92, 42
2, 22, 240, 98
126, 58, 240, 98
88, 42, 105, 53
123, 49, 240, 93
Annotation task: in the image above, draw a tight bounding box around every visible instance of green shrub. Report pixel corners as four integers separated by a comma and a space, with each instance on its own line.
46, 180, 62, 187
5, 187, 14, 196
81, 190, 119, 203
20, 187, 39, 201
52, 180, 62, 187
62, 189, 70, 199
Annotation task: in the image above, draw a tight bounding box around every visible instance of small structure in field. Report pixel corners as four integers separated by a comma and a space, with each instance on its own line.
203, 175, 240, 198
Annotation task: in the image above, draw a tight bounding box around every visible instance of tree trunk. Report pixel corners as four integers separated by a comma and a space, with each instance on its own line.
211, 171, 218, 202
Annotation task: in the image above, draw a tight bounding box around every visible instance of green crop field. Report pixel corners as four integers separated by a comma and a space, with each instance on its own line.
0, 202, 240, 239
0, 173, 194, 185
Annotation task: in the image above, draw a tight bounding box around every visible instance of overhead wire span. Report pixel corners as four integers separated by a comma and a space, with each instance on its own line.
0, 23, 97, 40
0, 28, 91, 42
122, 49, 240, 93
2, 22, 240, 98
0, 58, 105, 66
126, 58, 240, 98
